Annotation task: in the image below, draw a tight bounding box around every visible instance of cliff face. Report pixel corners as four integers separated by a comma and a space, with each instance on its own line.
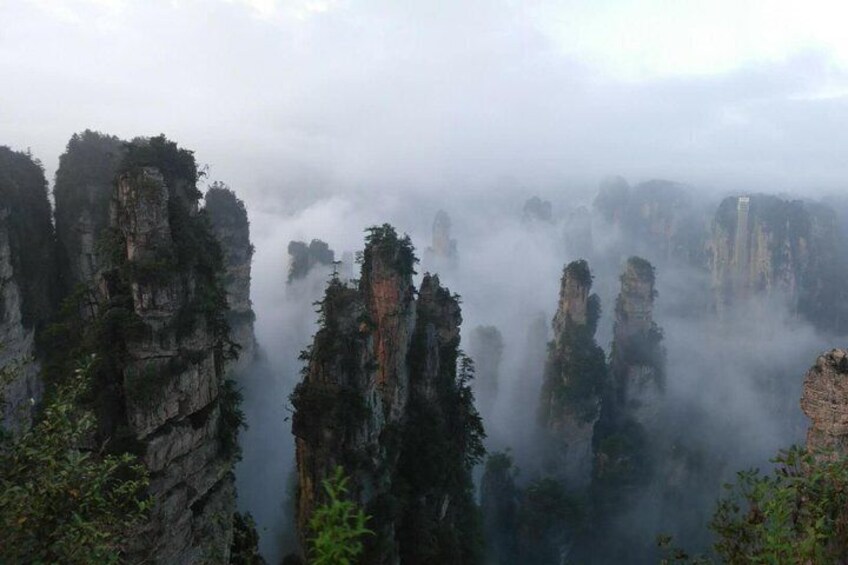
0, 147, 56, 432
292, 224, 484, 564
204, 184, 257, 371
49, 135, 241, 564
608, 257, 664, 428
800, 349, 848, 460
287, 239, 334, 283
708, 194, 848, 332
54, 130, 125, 290
114, 156, 237, 563
538, 260, 605, 487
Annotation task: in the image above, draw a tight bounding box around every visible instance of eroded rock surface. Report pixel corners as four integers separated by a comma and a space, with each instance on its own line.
801, 349, 848, 460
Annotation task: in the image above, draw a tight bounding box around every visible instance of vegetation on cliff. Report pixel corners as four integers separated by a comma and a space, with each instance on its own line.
661, 447, 848, 564
53, 130, 125, 288
0, 146, 57, 330
0, 357, 150, 564
480, 450, 585, 565
293, 224, 486, 564
287, 239, 335, 283
539, 261, 606, 426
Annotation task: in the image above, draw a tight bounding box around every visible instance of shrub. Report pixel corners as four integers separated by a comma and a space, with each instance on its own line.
0, 356, 150, 564
308, 466, 373, 565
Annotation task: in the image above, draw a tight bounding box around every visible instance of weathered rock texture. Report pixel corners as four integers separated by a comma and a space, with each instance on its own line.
51, 136, 241, 564
114, 148, 237, 563
287, 239, 334, 283
0, 147, 55, 432
423, 209, 458, 267
291, 224, 483, 564
54, 130, 125, 290
608, 257, 665, 428
538, 260, 606, 487
589, 258, 664, 518
801, 349, 848, 460
205, 183, 258, 372
708, 194, 848, 332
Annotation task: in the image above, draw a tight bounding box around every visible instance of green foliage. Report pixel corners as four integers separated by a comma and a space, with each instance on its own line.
592, 419, 650, 488
542, 318, 607, 424
564, 259, 593, 288
711, 446, 848, 564
480, 451, 519, 564
124, 360, 172, 408
0, 145, 57, 330
120, 134, 201, 199
219, 378, 247, 461
287, 239, 335, 283
230, 512, 267, 565
517, 477, 584, 564
53, 130, 125, 289
360, 224, 418, 279
308, 466, 373, 565
0, 356, 150, 564
659, 446, 848, 564
626, 255, 656, 285
290, 380, 369, 446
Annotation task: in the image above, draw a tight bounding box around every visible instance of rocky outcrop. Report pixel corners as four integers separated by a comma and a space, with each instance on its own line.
538, 260, 606, 487
801, 349, 848, 460
287, 239, 334, 283
54, 130, 125, 291
608, 257, 665, 428
113, 156, 237, 563
423, 209, 458, 267
589, 258, 663, 507
0, 147, 56, 433
49, 136, 241, 563
708, 194, 848, 332
205, 183, 257, 371
291, 224, 484, 564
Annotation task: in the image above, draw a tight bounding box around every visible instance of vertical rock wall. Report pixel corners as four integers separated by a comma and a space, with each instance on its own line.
113, 164, 236, 564
292, 225, 483, 564
801, 349, 848, 460
205, 184, 258, 371
609, 257, 665, 428
53, 130, 125, 291
0, 147, 56, 433
538, 260, 605, 487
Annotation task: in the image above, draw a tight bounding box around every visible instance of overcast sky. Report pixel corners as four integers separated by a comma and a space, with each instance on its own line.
2, 0, 848, 208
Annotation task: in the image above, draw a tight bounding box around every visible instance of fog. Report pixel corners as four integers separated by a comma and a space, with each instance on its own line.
4, 1, 848, 562
230, 181, 842, 561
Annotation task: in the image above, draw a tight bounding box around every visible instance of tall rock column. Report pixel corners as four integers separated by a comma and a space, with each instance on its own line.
801, 349, 848, 460
292, 225, 417, 564
608, 256, 665, 428
112, 161, 235, 564
205, 183, 258, 371
538, 260, 606, 487
0, 147, 56, 433
360, 226, 417, 422
292, 225, 484, 564
53, 130, 125, 291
